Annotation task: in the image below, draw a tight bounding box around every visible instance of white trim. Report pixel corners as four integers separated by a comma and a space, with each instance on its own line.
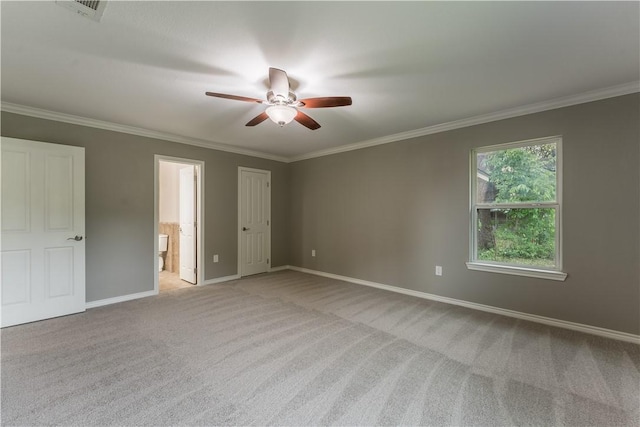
237, 167, 272, 278
3, 82, 637, 164
201, 274, 241, 285
286, 266, 638, 344
155, 155, 205, 292
0, 102, 289, 163
86, 274, 240, 309
288, 81, 639, 162
556, 137, 564, 274
466, 262, 567, 281
473, 135, 562, 154
268, 265, 290, 272
86, 290, 156, 309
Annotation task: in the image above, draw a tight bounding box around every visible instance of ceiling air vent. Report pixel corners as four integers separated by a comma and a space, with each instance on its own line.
56, 0, 107, 22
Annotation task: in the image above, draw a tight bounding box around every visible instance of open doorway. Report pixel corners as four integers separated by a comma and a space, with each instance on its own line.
154, 156, 204, 293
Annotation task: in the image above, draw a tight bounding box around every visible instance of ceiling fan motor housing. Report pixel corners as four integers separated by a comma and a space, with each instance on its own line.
266, 90, 297, 106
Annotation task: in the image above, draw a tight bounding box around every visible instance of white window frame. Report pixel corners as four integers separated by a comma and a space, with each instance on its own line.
466, 136, 567, 281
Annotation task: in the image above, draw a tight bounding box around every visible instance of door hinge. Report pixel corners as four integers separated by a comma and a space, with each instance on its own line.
267, 220, 269, 226
267, 182, 270, 188
267, 258, 269, 264
194, 268, 197, 274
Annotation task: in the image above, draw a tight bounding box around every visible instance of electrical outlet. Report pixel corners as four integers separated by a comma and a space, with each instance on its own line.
435, 265, 442, 276
213, 254, 219, 263
311, 249, 316, 257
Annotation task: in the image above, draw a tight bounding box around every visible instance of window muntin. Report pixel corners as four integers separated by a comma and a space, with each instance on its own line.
471, 137, 562, 273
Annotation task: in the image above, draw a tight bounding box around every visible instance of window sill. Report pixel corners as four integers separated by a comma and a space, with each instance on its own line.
466, 262, 567, 281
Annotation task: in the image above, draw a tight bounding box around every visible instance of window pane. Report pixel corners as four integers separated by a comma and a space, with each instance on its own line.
476, 143, 556, 204
476, 207, 556, 267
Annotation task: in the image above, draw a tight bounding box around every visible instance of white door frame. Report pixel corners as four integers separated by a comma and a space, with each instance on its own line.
154, 155, 204, 293
237, 166, 271, 277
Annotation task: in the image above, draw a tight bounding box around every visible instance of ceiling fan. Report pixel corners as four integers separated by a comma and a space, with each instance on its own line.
206, 67, 352, 130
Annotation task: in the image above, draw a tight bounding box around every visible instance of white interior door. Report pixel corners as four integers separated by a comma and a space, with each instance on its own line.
179, 165, 196, 284
1, 137, 86, 327
239, 168, 270, 276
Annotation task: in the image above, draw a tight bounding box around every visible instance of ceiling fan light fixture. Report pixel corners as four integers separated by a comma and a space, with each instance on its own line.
266, 105, 297, 127
206, 67, 351, 130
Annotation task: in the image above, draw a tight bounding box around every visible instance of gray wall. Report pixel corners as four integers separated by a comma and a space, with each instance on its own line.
2, 93, 638, 334
289, 94, 640, 335
1, 112, 290, 302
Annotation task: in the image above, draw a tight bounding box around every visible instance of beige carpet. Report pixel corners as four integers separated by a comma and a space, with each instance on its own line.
2, 270, 638, 426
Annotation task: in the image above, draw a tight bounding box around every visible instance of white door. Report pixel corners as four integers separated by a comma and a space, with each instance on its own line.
1, 137, 85, 327
179, 165, 196, 284
239, 168, 270, 276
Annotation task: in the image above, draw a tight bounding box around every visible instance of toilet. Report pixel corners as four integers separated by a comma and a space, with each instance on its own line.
159, 234, 168, 272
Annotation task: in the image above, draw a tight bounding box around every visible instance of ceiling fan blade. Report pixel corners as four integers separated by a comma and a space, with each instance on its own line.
294, 111, 321, 130
206, 92, 264, 104
269, 67, 290, 98
245, 112, 269, 127
298, 97, 352, 108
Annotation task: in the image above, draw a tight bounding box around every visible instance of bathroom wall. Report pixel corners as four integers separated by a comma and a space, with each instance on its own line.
159, 161, 183, 273
159, 161, 182, 223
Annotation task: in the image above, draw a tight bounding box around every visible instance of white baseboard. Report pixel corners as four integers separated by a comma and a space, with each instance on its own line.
85, 290, 156, 309
86, 273, 240, 309
286, 266, 640, 345
268, 265, 290, 273
201, 274, 241, 285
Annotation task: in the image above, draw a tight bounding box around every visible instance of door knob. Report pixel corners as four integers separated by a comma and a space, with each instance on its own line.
242, 227, 250, 231
67, 235, 83, 241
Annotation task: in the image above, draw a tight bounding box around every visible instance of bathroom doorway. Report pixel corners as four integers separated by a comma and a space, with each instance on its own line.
154, 156, 204, 293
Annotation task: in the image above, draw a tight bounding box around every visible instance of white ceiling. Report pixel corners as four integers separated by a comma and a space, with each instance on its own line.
1, 1, 638, 161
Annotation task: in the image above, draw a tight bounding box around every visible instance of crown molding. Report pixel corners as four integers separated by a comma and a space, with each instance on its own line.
288, 80, 640, 162
0, 102, 289, 163
3, 81, 638, 164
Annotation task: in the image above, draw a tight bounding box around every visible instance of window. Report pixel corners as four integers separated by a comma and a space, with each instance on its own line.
467, 136, 567, 281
